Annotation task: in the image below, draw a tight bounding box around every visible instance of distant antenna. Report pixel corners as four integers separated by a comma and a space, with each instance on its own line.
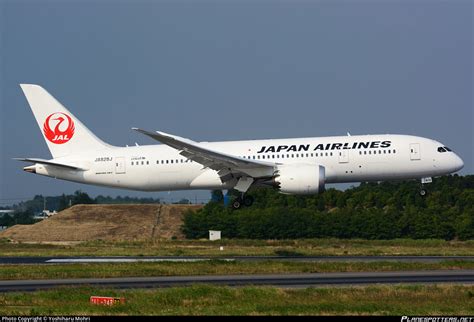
347, 132, 351, 136
135, 142, 140, 147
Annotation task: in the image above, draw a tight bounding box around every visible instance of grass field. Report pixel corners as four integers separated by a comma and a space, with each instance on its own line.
0, 284, 472, 315
0, 261, 473, 280
1, 238, 472, 316
1, 238, 473, 257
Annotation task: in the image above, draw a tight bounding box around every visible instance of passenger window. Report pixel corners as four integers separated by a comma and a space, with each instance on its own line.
141, 161, 144, 165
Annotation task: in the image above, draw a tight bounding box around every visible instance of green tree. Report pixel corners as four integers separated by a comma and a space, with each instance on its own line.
182, 175, 474, 240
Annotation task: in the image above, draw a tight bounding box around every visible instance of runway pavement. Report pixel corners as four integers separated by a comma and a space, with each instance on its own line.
1, 255, 473, 264
0, 270, 472, 292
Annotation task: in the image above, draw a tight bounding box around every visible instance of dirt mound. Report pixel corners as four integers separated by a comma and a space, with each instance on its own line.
0, 204, 202, 243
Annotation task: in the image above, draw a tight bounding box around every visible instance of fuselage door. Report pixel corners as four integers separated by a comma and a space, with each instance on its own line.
339, 150, 349, 163
410, 143, 421, 160
115, 157, 126, 174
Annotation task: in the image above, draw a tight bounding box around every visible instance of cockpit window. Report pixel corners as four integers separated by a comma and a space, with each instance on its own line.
437, 147, 447, 153
444, 146, 452, 152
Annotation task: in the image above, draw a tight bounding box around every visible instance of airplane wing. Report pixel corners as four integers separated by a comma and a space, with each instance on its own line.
132, 128, 276, 190
13, 158, 88, 171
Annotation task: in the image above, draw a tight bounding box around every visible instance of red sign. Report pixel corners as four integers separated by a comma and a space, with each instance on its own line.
90, 296, 126, 306
43, 112, 75, 144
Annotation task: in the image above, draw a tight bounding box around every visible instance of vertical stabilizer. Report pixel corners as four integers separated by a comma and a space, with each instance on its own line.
19, 84, 111, 158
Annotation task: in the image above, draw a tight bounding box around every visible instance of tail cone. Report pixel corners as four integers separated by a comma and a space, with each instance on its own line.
23, 165, 36, 173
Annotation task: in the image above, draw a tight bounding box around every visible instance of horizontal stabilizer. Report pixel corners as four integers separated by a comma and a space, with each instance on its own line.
13, 158, 87, 171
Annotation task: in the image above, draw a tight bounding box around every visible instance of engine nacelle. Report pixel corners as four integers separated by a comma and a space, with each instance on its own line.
274, 164, 325, 195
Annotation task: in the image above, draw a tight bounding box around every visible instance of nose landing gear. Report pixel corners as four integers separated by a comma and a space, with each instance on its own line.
420, 177, 432, 196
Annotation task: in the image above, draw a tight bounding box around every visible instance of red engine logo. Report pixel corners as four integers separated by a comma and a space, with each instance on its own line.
43, 112, 75, 144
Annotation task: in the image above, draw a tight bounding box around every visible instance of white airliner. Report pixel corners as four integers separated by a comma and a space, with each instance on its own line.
16, 84, 464, 208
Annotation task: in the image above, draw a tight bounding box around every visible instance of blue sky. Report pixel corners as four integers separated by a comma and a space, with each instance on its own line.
0, 0, 472, 205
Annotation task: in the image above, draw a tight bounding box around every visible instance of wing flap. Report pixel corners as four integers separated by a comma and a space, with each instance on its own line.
133, 128, 273, 170
132, 128, 275, 179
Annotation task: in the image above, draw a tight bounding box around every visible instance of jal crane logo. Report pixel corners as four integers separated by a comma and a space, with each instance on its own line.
43, 112, 75, 144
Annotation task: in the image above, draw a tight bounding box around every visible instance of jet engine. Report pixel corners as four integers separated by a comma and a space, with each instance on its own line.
273, 164, 325, 195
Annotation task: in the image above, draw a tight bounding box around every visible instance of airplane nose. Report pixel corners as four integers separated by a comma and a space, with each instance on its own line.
452, 154, 464, 172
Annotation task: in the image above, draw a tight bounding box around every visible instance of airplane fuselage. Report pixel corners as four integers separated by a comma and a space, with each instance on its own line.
29, 134, 464, 192
18, 84, 464, 200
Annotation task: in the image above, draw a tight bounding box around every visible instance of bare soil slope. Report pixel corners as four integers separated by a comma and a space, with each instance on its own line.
0, 204, 202, 242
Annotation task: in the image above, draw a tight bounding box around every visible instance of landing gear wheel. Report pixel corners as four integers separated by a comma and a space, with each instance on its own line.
420, 189, 427, 196
232, 198, 242, 210
243, 195, 254, 207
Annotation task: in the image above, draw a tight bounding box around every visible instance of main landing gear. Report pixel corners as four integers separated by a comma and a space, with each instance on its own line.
231, 195, 254, 210
231, 176, 255, 209
420, 177, 432, 196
